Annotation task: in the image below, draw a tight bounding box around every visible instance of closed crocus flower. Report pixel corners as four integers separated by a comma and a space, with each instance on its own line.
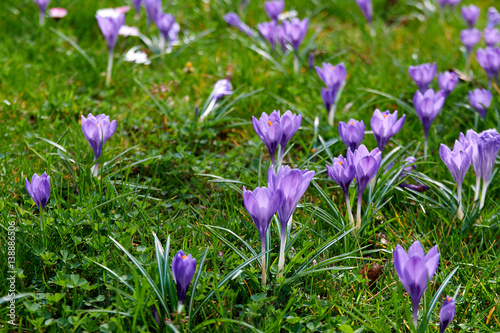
224, 12, 254, 37
315, 62, 347, 91
339, 119, 365, 151
156, 13, 174, 39
279, 110, 302, 155
253, 112, 283, 165
276, 25, 287, 52
172, 250, 196, 311
81, 113, 117, 176
370, 109, 406, 152
476, 47, 500, 83
144, 0, 161, 25
488, 7, 500, 28
268, 166, 314, 276
264, 0, 285, 21
408, 63, 437, 92
438, 71, 459, 97
283, 17, 308, 51
393, 241, 440, 329
320, 88, 336, 117
355, 0, 373, 23
243, 186, 282, 286
440, 297, 456, 333
258, 21, 277, 49
484, 27, 500, 47
131, 0, 142, 13
460, 28, 481, 54
413, 89, 445, 139
327, 155, 356, 226
461, 5, 480, 28
478, 129, 500, 208
26, 172, 51, 231
96, 9, 125, 51
468, 88, 493, 119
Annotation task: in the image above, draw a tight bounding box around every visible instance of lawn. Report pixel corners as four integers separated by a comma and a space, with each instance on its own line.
0, 0, 499, 332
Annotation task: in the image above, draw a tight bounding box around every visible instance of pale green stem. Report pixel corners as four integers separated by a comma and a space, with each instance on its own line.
480, 178, 488, 210
39, 207, 44, 232
356, 191, 362, 231
369, 23, 375, 37
412, 302, 418, 330
293, 54, 299, 75
199, 98, 217, 122
159, 34, 166, 55
39, 11, 45, 27
277, 235, 286, 279
177, 302, 184, 314
328, 104, 336, 127
261, 240, 267, 287
457, 183, 464, 221
424, 137, 428, 161
134, 12, 140, 22
106, 50, 114, 87
345, 193, 355, 230
474, 175, 481, 202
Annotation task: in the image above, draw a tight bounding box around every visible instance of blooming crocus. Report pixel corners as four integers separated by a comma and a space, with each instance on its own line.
172, 250, 196, 312
476, 47, 500, 84
268, 166, 314, 277
469, 89, 492, 119
393, 241, 440, 329
355, 0, 373, 23
33, 0, 50, 26
224, 12, 254, 37
409, 63, 437, 92
144, 0, 161, 26
461, 5, 479, 28
283, 17, 308, 73
439, 139, 472, 220
347, 145, 382, 230
199, 79, 233, 121
465, 130, 481, 201
438, 71, 459, 97
440, 297, 456, 333
252, 112, 283, 165
49, 8, 67, 20
315, 62, 347, 124
264, 0, 285, 21
460, 28, 481, 54
26, 172, 51, 230
484, 27, 500, 47
478, 129, 500, 208
370, 109, 405, 152
488, 7, 500, 27
413, 89, 445, 159
243, 186, 283, 286
338, 119, 365, 151
258, 21, 277, 49
96, 9, 125, 86
81, 113, 117, 177
276, 24, 287, 52
326, 155, 356, 226
156, 12, 174, 53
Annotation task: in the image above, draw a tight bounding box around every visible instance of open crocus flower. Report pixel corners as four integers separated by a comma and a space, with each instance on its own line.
439, 138, 472, 220
339, 119, 365, 151
484, 27, 500, 47
326, 155, 356, 226
355, 0, 373, 23
81, 113, 117, 177
33, 0, 50, 26
478, 129, 500, 208
488, 7, 500, 28
144, 0, 161, 26
468, 88, 492, 119
243, 186, 282, 286
461, 5, 480, 28
370, 109, 405, 152
264, 0, 285, 21
224, 12, 254, 37
438, 72, 458, 97
440, 297, 456, 333
96, 8, 125, 86
258, 21, 277, 49
172, 250, 196, 312
460, 28, 482, 54
49, 7, 67, 19
408, 63, 437, 92
393, 241, 440, 330
268, 166, 314, 277
26, 172, 51, 230
476, 47, 500, 84
347, 145, 382, 230
413, 89, 445, 159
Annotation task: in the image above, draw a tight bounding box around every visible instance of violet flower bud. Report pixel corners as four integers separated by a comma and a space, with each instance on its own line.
370, 109, 406, 152
33, 0, 50, 13
258, 21, 277, 49
476, 47, 500, 83
393, 241, 440, 329
465, 130, 481, 179
308, 52, 314, 69
224, 12, 254, 37
413, 89, 445, 138
355, 0, 373, 23
279, 110, 302, 153
172, 250, 196, 305
156, 13, 175, 40
440, 296, 456, 333
339, 119, 365, 151
326, 155, 356, 195
96, 9, 125, 51
408, 63, 437, 92
488, 7, 500, 28
315, 62, 347, 91
131, 0, 142, 13
468, 88, 493, 119
212, 79, 233, 100
484, 27, 500, 47
283, 17, 308, 51
81, 113, 117, 175
461, 5, 480, 28
439, 141, 472, 187
252, 111, 284, 164
460, 28, 482, 54
478, 129, 500, 185
264, 0, 285, 21
276, 24, 287, 52
347, 145, 382, 195
320, 87, 336, 115
25, 172, 51, 210
438, 71, 459, 97
143, 0, 161, 25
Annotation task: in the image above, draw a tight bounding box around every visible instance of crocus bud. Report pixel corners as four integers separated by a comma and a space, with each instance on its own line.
25, 172, 51, 210
439, 296, 456, 333
484, 27, 500, 47
172, 250, 196, 305
438, 72, 458, 97
283, 17, 308, 51
144, 0, 161, 25
320, 87, 336, 115
131, 0, 142, 13
49, 7, 67, 19
478, 129, 500, 185
347, 145, 382, 195
339, 119, 365, 151
439, 140, 472, 187
468, 88, 493, 119
96, 9, 125, 51
408, 63, 437, 92
370, 109, 406, 152
413, 89, 445, 138
33, 0, 50, 13
156, 12, 175, 40
460, 28, 482, 54
355, 0, 373, 23
81, 113, 117, 176
264, 0, 285, 21
461, 5, 480, 28
488, 7, 500, 28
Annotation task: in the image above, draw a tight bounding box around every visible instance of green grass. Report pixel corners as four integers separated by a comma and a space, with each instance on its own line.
1, 0, 500, 331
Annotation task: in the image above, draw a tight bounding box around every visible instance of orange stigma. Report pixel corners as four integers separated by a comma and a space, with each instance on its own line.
331, 66, 335, 70
268, 121, 273, 126
383, 114, 387, 118
182, 255, 187, 259
349, 122, 354, 125
338, 161, 343, 165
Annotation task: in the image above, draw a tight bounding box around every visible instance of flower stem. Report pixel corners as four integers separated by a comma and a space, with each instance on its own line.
412, 301, 419, 330
261, 241, 267, 287
480, 178, 488, 210
39, 207, 44, 232
328, 104, 336, 127
424, 137, 428, 161
39, 11, 45, 27
199, 98, 217, 122
345, 193, 355, 230
106, 50, 114, 87
91, 162, 99, 178
293, 54, 299, 75
177, 302, 184, 314
457, 183, 464, 221
159, 34, 166, 55
356, 191, 362, 231
474, 175, 481, 202
277, 234, 286, 279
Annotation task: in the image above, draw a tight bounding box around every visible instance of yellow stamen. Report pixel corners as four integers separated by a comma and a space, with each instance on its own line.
182, 255, 187, 259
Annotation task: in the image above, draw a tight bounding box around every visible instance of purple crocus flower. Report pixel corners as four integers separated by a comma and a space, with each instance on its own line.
355, 0, 373, 23
461, 5, 480, 28
276, 24, 287, 52
448, 0, 462, 8
131, 0, 142, 13
438, 71, 459, 97
347, 145, 382, 229
96, 9, 125, 51
283, 17, 308, 51
370, 109, 406, 152
321, 88, 337, 118
34, 0, 50, 24
156, 12, 174, 39
224, 12, 254, 37
264, 0, 285, 21
484, 27, 500, 47
440, 297, 456, 333
172, 250, 196, 308
144, 0, 161, 25
308, 52, 314, 69
81, 113, 117, 176
476, 47, 500, 83
326, 155, 356, 225
338, 119, 365, 151
408, 63, 437, 92
468, 88, 493, 119
460, 28, 481, 54
243, 186, 283, 286
279, 110, 302, 156
465, 130, 481, 201
393, 241, 440, 329
315, 62, 347, 91
199, 79, 233, 121
25, 172, 51, 230
258, 21, 277, 49
168, 22, 180, 43
478, 129, 500, 208
413, 89, 445, 138
488, 7, 500, 27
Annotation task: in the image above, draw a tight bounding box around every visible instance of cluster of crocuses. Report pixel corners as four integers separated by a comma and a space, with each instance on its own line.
315, 62, 347, 126
326, 109, 405, 230
224, 1, 309, 73
243, 110, 314, 286
440, 129, 500, 219
393, 241, 456, 332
